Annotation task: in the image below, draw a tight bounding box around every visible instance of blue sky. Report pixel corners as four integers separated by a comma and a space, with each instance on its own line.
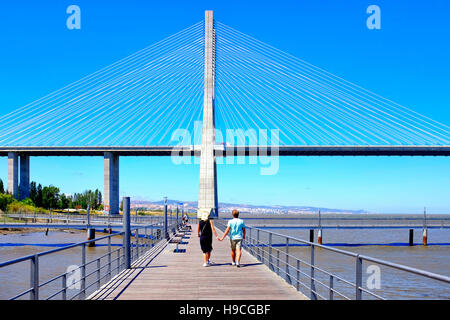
0, 0, 449, 213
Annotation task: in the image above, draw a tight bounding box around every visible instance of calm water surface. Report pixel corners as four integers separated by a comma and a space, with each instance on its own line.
244, 226, 449, 300
0, 219, 449, 300
0, 230, 124, 300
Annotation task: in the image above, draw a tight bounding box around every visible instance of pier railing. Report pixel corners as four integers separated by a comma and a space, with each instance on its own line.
0, 217, 179, 300
3, 212, 179, 226
215, 220, 450, 300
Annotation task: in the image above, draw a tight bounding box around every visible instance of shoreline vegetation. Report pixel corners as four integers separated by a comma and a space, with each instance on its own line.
0, 178, 197, 218
0, 178, 103, 214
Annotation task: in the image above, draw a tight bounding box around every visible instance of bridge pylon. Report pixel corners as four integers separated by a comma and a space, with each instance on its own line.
197, 10, 218, 219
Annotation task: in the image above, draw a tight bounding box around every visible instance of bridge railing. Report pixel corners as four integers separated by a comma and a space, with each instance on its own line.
3, 212, 179, 226
215, 220, 450, 300
0, 217, 179, 300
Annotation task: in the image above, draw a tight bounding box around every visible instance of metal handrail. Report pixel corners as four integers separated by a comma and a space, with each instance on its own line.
4, 212, 174, 225
215, 220, 450, 300
259, 227, 450, 283
0, 216, 180, 300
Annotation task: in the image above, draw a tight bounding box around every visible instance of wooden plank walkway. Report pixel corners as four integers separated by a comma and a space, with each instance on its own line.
89, 224, 307, 300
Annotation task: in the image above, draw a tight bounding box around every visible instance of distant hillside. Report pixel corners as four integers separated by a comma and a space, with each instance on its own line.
131, 199, 367, 214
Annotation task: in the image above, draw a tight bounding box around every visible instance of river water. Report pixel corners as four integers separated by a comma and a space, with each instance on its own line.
0, 215, 449, 300
245, 227, 449, 300
0, 229, 125, 300
217, 213, 450, 300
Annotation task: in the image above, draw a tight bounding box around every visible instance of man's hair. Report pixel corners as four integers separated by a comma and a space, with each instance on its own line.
232, 209, 239, 218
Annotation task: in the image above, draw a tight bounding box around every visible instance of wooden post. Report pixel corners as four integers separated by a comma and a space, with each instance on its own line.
423, 207, 428, 246
87, 228, 96, 247
409, 229, 414, 246
87, 205, 95, 247
317, 209, 322, 244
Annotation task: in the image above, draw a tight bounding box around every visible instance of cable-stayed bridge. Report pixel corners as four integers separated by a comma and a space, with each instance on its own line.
0, 11, 449, 216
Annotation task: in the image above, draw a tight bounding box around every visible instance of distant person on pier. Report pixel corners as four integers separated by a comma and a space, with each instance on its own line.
218, 210, 246, 268
183, 213, 191, 230
198, 209, 218, 267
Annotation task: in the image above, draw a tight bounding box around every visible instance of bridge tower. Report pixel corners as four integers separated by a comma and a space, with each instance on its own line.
197, 10, 218, 219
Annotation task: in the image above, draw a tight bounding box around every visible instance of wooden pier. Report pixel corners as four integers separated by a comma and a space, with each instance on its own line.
89, 224, 307, 300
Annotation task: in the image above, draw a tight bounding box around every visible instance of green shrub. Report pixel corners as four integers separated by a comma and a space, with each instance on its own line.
0, 193, 15, 212
20, 198, 35, 206
7, 201, 36, 213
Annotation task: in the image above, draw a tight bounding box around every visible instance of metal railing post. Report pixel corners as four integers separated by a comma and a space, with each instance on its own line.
144, 227, 148, 250
286, 238, 290, 284
269, 233, 273, 271
329, 275, 334, 300
123, 197, 131, 269
136, 229, 140, 259
296, 259, 300, 291
310, 244, 317, 300
276, 250, 280, 275
151, 226, 154, 247
356, 255, 363, 300
62, 274, 67, 300
164, 198, 169, 240
262, 238, 265, 264
249, 228, 253, 255
108, 236, 111, 280
176, 205, 179, 230
257, 229, 260, 261
81, 243, 86, 299
30, 254, 39, 300
97, 259, 101, 289
117, 249, 120, 273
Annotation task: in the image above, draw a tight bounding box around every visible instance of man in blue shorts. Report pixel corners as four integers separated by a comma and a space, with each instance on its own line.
218, 209, 246, 267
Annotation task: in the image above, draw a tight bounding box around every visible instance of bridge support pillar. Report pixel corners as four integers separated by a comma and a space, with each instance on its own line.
19, 155, 30, 200
198, 10, 218, 219
104, 152, 119, 215
8, 152, 19, 199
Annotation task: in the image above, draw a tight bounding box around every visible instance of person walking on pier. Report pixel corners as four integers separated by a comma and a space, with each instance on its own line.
198, 211, 218, 267
183, 213, 191, 230
218, 210, 246, 268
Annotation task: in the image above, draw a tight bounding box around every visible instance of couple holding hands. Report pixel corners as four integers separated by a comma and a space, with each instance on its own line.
198, 209, 246, 267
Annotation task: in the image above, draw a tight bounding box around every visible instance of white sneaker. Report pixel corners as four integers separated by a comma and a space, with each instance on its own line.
207, 260, 213, 265
231, 262, 236, 266
203, 263, 208, 267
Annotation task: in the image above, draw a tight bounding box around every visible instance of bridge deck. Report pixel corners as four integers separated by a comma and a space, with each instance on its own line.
89, 224, 307, 300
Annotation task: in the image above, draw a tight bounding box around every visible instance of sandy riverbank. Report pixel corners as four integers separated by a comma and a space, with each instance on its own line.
0, 227, 87, 236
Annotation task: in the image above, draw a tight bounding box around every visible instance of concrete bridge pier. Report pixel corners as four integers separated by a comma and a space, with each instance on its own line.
104, 152, 119, 215
8, 152, 18, 198
8, 153, 30, 200
19, 155, 30, 200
